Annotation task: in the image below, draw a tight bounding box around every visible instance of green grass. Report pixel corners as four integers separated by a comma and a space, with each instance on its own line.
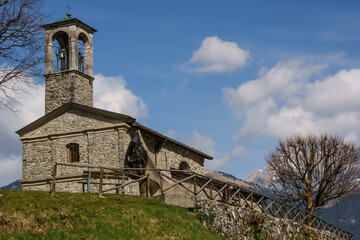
0, 190, 224, 240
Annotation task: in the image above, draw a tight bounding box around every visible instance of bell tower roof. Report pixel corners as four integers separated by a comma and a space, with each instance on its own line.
42, 13, 97, 33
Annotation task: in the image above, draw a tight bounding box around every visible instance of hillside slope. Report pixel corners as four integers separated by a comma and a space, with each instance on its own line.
0, 191, 223, 240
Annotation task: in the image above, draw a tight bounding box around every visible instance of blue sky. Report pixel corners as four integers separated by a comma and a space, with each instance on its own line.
1, 0, 360, 186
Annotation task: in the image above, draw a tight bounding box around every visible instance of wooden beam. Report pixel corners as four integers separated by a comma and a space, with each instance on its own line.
99, 168, 104, 197
283, 207, 294, 218
263, 199, 275, 212
193, 176, 197, 196
102, 176, 147, 193
228, 187, 241, 202
213, 184, 227, 199
163, 174, 195, 195
274, 203, 284, 217
255, 196, 265, 211
162, 174, 196, 193
146, 174, 150, 197
195, 178, 212, 195
87, 171, 91, 193
159, 171, 163, 193
51, 163, 57, 197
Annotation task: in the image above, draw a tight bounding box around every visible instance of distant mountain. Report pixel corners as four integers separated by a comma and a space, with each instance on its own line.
245, 167, 360, 240
204, 170, 272, 196
244, 165, 273, 189
317, 196, 360, 240
0, 180, 22, 190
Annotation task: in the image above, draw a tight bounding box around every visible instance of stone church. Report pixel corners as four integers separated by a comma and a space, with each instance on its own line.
16, 13, 213, 204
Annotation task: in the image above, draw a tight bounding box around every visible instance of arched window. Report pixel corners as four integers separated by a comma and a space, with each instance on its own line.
78, 33, 88, 73
67, 143, 79, 163
53, 31, 69, 72
179, 161, 190, 171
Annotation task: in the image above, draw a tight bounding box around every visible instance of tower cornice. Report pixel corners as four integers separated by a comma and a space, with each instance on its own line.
43, 18, 97, 34
44, 69, 95, 81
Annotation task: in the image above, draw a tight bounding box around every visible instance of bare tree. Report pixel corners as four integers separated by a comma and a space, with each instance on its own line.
266, 134, 360, 216
0, 0, 46, 111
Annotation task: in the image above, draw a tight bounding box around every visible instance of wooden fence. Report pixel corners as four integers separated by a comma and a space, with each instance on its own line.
48, 162, 353, 240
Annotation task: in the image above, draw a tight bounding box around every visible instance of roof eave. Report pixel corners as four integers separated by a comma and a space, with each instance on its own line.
16, 102, 134, 136
132, 122, 214, 160
42, 18, 97, 33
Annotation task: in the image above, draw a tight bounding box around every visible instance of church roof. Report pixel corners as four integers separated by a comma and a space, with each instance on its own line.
42, 13, 97, 33
132, 122, 213, 160
16, 102, 213, 160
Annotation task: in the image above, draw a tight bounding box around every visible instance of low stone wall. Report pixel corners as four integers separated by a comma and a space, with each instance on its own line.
197, 199, 345, 240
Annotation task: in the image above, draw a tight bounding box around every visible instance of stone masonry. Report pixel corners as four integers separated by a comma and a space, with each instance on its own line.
198, 199, 346, 240
45, 70, 93, 113
19, 105, 210, 194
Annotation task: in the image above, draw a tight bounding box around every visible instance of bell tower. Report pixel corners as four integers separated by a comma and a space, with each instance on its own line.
42, 13, 97, 114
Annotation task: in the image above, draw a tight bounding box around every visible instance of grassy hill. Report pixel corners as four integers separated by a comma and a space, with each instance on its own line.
0, 190, 223, 240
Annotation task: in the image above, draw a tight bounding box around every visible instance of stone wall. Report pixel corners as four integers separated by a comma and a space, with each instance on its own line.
140, 130, 205, 175
198, 199, 347, 240
23, 109, 121, 138
45, 71, 94, 114
20, 108, 207, 195
22, 140, 52, 180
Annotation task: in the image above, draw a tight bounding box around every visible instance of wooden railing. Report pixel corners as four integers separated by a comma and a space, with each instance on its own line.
47, 163, 353, 240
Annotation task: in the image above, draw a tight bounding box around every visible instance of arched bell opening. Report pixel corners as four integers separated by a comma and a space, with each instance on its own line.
179, 161, 190, 171
52, 31, 69, 72
78, 32, 89, 73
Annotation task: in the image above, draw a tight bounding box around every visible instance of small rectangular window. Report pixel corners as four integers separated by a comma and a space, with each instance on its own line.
67, 143, 79, 163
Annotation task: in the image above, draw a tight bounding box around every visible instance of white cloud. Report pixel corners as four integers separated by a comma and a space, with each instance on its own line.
186, 131, 216, 156
205, 154, 230, 170
94, 74, 148, 119
166, 129, 176, 138
234, 99, 276, 140
0, 65, 36, 111
185, 130, 230, 170
186, 36, 250, 73
224, 58, 360, 143
0, 83, 44, 156
223, 59, 326, 117
0, 83, 44, 186
325, 51, 347, 61
304, 69, 360, 116
233, 146, 244, 156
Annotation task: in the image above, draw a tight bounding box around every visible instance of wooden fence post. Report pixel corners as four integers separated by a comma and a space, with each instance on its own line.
121, 173, 125, 194
250, 194, 254, 209
209, 183, 213, 200
159, 171, 163, 193
99, 168, 104, 197
87, 171, 92, 193
225, 186, 228, 204
146, 173, 150, 197
51, 163, 57, 197
193, 176, 197, 195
